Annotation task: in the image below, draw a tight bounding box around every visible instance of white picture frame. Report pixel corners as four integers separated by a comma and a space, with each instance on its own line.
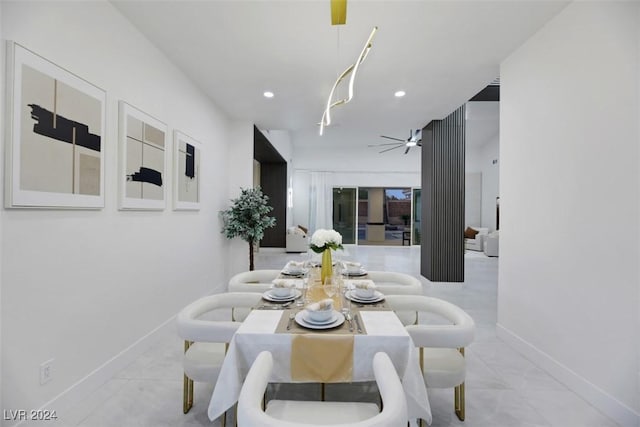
118, 101, 168, 210
4, 41, 106, 209
173, 130, 201, 210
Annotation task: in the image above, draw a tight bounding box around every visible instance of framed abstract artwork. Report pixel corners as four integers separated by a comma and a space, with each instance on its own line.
4, 42, 106, 208
173, 130, 201, 210
118, 101, 168, 210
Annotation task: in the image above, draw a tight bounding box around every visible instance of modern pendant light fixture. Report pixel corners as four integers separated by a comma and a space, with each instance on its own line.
330, 0, 347, 25
319, 26, 378, 136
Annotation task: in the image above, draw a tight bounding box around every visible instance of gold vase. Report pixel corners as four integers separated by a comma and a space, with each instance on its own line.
321, 249, 332, 284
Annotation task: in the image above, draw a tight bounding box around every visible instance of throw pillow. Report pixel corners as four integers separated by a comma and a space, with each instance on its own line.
464, 227, 479, 239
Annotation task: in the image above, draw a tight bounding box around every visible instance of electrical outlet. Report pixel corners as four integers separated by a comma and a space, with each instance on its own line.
40, 359, 53, 385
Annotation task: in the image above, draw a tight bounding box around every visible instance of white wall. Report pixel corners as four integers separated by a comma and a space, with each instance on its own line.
227, 120, 254, 274
291, 146, 420, 229
499, 3, 639, 426
0, 1, 250, 419
0, 0, 3, 417
261, 129, 293, 164
465, 173, 482, 227
465, 144, 482, 173
480, 135, 499, 230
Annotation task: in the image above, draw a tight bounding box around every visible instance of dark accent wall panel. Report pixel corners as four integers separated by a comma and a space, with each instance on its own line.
259, 162, 287, 247
421, 105, 466, 282
253, 126, 287, 248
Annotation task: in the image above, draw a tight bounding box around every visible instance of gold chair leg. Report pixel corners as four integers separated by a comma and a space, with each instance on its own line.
454, 382, 465, 421
321, 383, 326, 401
183, 374, 194, 413
183, 340, 194, 414
419, 347, 425, 427
455, 347, 466, 421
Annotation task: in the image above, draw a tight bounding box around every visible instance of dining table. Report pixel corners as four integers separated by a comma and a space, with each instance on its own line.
207, 272, 432, 426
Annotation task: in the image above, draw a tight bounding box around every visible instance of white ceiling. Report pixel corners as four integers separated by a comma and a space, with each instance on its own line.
112, 0, 567, 148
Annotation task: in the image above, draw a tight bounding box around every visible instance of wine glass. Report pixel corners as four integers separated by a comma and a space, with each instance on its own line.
296, 268, 309, 308
323, 277, 340, 310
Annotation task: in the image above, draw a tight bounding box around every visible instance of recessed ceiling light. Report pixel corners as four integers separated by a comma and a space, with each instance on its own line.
394, 90, 406, 98
263, 91, 274, 98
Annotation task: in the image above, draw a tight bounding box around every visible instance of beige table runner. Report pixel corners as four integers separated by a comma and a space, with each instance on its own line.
274, 309, 358, 382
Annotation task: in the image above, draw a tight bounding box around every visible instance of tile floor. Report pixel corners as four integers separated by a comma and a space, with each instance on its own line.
55, 246, 621, 427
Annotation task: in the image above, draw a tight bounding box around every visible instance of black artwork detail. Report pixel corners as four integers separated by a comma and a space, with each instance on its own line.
28, 104, 101, 152
127, 167, 163, 187
185, 143, 195, 179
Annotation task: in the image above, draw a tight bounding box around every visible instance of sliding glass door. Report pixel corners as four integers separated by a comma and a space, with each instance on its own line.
332, 187, 357, 244
412, 188, 421, 245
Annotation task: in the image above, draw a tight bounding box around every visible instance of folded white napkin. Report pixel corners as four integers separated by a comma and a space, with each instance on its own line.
353, 281, 376, 290
306, 298, 333, 311
272, 279, 296, 289
343, 261, 361, 268
286, 261, 305, 270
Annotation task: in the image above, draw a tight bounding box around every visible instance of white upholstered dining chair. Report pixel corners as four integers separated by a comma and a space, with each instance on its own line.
237, 351, 408, 427
176, 292, 262, 420
364, 271, 423, 325
228, 269, 282, 320
228, 269, 281, 293
385, 295, 475, 422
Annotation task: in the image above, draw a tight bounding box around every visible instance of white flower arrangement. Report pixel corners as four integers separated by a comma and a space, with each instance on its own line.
309, 228, 344, 253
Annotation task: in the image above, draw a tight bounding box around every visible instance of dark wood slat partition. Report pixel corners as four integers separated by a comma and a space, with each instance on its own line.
421, 105, 466, 282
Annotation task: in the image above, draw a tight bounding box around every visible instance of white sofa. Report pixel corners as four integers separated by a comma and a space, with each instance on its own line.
285, 226, 308, 253
464, 226, 489, 251
484, 231, 499, 257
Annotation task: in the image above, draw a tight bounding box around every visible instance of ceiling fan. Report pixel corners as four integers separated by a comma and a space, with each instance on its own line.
369, 129, 422, 154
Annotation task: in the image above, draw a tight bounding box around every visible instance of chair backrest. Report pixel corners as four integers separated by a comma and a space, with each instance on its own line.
237, 351, 408, 427
228, 269, 282, 293
176, 292, 262, 343
385, 295, 475, 348
365, 271, 422, 325
365, 271, 422, 295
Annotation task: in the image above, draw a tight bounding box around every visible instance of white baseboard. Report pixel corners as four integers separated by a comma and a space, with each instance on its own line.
14, 316, 176, 427
497, 324, 639, 427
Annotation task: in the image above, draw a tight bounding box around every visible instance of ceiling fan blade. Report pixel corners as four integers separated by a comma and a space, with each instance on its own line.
404, 146, 410, 154
380, 135, 405, 142
379, 144, 405, 154
368, 142, 404, 147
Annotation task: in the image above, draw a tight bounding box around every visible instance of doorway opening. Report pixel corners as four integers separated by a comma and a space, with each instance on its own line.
357, 187, 412, 245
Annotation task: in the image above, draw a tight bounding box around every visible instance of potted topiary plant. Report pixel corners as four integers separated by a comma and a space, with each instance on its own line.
220, 187, 276, 270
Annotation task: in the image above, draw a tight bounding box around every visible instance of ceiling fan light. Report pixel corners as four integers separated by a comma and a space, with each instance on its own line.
394, 90, 406, 98
406, 141, 417, 147
263, 91, 274, 98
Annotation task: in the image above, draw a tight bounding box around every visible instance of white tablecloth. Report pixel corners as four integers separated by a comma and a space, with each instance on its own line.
207, 309, 432, 425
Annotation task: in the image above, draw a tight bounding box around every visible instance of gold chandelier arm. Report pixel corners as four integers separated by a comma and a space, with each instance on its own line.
321, 65, 355, 129
346, 26, 377, 103
319, 26, 378, 136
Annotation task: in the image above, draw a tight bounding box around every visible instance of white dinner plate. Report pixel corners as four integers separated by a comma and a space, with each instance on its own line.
345, 290, 385, 304
262, 289, 301, 302
295, 310, 345, 329
342, 269, 368, 277
302, 310, 338, 325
